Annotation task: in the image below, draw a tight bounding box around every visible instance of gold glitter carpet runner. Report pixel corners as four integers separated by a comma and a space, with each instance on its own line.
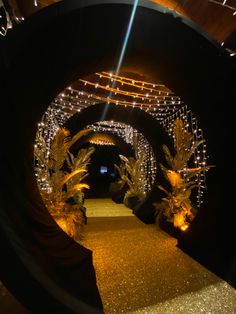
85, 198, 134, 217
1, 199, 236, 313
81, 198, 236, 314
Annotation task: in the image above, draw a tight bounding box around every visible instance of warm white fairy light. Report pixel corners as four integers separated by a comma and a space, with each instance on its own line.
86, 121, 157, 193
34, 72, 209, 209
161, 106, 209, 208
207, 1, 236, 57
64, 86, 182, 112
89, 139, 115, 146
96, 72, 165, 90
208, 0, 236, 17
80, 79, 180, 101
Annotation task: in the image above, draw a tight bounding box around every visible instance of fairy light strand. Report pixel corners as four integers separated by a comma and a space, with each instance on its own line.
34, 72, 209, 208
86, 120, 157, 193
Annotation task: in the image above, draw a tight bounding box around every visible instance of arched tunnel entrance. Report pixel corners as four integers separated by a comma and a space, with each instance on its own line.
64, 103, 173, 221
69, 130, 135, 199
85, 143, 122, 199
0, 0, 236, 313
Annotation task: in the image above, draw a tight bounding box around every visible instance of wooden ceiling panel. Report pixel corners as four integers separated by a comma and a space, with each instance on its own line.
152, 0, 236, 43
10, 0, 236, 46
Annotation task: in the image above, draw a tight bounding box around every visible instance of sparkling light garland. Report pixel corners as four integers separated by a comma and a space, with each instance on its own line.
89, 133, 116, 146
208, 0, 236, 56
86, 121, 157, 193
161, 105, 208, 208
34, 71, 210, 208
208, 0, 236, 16
89, 139, 115, 145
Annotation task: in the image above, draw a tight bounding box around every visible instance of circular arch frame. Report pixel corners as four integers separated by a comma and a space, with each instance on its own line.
0, 0, 236, 312
64, 102, 172, 220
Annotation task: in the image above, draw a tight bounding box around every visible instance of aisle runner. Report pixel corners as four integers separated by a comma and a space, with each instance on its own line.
84, 198, 134, 217
80, 199, 236, 314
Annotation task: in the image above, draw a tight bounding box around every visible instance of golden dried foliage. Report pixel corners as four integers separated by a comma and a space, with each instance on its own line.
154, 118, 214, 231
162, 119, 205, 171
119, 154, 145, 197
53, 203, 86, 240
48, 128, 70, 171
35, 127, 95, 239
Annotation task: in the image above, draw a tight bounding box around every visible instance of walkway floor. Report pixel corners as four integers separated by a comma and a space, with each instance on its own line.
85, 198, 134, 217
81, 198, 236, 314
1, 199, 236, 313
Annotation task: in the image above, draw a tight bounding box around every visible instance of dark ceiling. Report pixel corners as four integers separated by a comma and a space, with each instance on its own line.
9, 0, 236, 49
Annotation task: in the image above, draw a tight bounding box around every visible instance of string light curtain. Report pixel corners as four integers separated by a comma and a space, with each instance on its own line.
86, 121, 157, 194
35, 72, 209, 208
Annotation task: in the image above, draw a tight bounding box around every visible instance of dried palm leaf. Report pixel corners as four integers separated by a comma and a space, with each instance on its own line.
114, 162, 126, 179
53, 203, 85, 240
68, 128, 93, 149
62, 183, 90, 201
162, 144, 174, 169
61, 168, 87, 186
48, 128, 70, 171
119, 154, 145, 196
154, 118, 215, 230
